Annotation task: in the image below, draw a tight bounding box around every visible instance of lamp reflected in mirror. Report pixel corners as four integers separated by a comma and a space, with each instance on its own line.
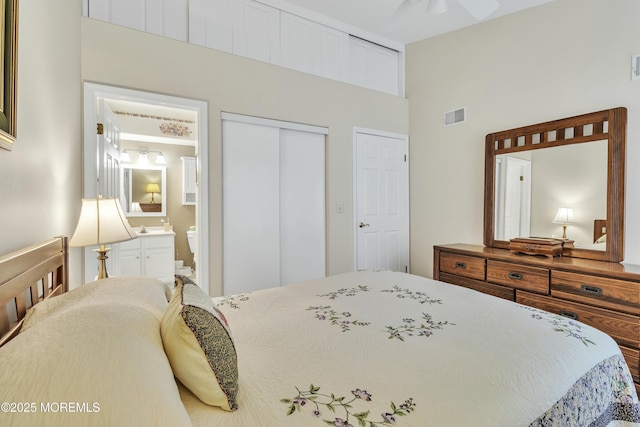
553, 207, 575, 239
121, 165, 166, 217
146, 183, 160, 203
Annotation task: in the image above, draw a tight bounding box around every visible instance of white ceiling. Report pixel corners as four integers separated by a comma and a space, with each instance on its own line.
274, 0, 555, 45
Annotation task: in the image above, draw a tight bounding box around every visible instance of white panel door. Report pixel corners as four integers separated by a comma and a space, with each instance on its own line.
349, 36, 399, 95
146, 0, 188, 41
356, 132, 409, 272
280, 12, 314, 73
88, 0, 146, 31
97, 99, 122, 199
85, 99, 123, 283
501, 156, 532, 240
280, 129, 325, 285
223, 121, 281, 294
233, 0, 280, 64
280, 12, 348, 81
88, 0, 187, 40
316, 24, 349, 81
188, 0, 233, 52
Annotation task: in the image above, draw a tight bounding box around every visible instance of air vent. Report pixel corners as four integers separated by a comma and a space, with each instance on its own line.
632, 53, 640, 81
444, 107, 466, 127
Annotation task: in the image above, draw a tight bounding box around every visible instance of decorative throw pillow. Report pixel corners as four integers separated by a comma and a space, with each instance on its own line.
161, 275, 239, 411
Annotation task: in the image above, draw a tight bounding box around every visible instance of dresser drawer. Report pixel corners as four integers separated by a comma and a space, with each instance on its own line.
487, 260, 549, 294
620, 345, 640, 385
439, 272, 514, 301
551, 270, 640, 315
440, 253, 485, 281
516, 291, 640, 349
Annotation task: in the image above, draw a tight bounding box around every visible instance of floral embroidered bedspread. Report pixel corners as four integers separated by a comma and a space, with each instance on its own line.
180, 270, 640, 427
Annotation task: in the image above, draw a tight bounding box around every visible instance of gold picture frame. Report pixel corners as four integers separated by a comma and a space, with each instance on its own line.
0, 0, 18, 151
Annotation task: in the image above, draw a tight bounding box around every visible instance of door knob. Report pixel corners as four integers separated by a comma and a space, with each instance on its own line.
359, 222, 370, 228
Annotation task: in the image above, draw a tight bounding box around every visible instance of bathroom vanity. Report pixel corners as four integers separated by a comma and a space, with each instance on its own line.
110, 227, 175, 284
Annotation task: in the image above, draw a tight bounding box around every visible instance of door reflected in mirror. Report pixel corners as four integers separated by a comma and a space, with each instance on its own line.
121, 165, 167, 217
494, 140, 607, 250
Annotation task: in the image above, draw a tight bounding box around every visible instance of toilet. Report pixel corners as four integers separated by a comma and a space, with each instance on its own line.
187, 229, 197, 267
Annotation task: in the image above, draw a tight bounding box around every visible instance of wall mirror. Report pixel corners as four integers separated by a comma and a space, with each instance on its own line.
484, 108, 626, 262
121, 165, 167, 217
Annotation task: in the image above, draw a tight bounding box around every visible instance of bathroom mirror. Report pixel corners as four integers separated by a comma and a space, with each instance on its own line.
121, 165, 167, 217
484, 108, 626, 262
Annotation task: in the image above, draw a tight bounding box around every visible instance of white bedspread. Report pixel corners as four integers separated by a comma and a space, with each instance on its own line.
181, 271, 640, 427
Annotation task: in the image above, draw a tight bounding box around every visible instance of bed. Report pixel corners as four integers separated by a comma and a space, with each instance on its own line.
0, 237, 639, 427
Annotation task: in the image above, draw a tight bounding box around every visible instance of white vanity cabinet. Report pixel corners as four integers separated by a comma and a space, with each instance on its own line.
116, 232, 175, 284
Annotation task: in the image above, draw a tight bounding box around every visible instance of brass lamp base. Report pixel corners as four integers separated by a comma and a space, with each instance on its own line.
561, 225, 568, 239
93, 245, 112, 280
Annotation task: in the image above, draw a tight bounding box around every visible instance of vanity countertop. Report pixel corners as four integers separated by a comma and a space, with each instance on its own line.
134, 226, 175, 236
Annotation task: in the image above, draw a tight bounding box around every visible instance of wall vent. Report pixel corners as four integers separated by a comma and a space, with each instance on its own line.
632, 53, 640, 81
444, 107, 466, 127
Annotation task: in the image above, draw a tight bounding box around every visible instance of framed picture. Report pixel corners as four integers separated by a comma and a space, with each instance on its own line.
0, 0, 18, 151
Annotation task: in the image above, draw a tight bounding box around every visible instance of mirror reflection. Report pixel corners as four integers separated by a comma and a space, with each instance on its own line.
121, 165, 167, 217
494, 140, 607, 250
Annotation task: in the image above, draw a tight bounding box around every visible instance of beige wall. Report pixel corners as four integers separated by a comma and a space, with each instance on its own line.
0, 0, 83, 284
81, 18, 409, 295
529, 141, 607, 245
407, 0, 640, 277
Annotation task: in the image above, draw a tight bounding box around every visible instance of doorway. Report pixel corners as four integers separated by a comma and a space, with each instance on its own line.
82, 83, 209, 293
354, 128, 409, 272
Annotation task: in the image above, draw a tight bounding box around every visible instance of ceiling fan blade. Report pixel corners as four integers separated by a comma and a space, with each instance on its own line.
456, 0, 499, 20
385, 0, 416, 32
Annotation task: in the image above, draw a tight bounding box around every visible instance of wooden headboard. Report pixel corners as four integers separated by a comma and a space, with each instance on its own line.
0, 237, 68, 347
594, 219, 607, 244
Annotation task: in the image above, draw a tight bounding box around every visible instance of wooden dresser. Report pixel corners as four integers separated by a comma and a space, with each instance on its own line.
434, 243, 640, 393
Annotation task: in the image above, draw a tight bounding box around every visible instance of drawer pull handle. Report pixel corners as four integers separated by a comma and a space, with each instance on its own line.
580, 284, 603, 296
508, 272, 523, 280
559, 310, 579, 321
455, 262, 467, 269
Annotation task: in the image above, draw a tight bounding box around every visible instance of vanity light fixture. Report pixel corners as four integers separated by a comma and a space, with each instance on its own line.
120, 150, 131, 163
155, 152, 166, 164
553, 207, 575, 239
137, 152, 149, 166
120, 149, 166, 165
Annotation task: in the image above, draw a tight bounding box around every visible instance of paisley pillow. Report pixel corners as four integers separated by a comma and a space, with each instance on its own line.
161, 275, 238, 411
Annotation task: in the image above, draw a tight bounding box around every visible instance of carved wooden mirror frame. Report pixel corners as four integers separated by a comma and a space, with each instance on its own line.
484, 107, 626, 262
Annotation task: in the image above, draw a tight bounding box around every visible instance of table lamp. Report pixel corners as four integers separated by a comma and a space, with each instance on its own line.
552, 207, 575, 239
146, 183, 160, 203
70, 196, 137, 280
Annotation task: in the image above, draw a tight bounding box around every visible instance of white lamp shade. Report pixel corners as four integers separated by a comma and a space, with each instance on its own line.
553, 207, 575, 224
70, 198, 137, 247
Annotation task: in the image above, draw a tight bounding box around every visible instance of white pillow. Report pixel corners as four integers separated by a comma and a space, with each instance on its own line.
1, 277, 192, 427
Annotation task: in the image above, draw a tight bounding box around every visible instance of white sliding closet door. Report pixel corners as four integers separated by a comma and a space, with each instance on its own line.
280, 129, 325, 285
223, 117, 326, 295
